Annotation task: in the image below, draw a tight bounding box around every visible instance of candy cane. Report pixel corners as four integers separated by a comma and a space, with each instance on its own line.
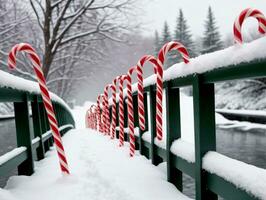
88, 105, 97, 129
158, 41, 190, 64
137, 55, 163, 140
234, 8, 266, 44
8, 43, 69, 174
118, 75, 129, 146
86, 109, 90, 128
97, 94, 105, 133
127, 66, 137, 156
103, 84, 116, 135
111, 76, 120, 139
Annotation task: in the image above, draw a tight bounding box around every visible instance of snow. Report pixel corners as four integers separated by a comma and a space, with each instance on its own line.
31, 137, 40, 145
108, 37, 266, 104
124, 127, 140, 136
142, 131, 151, 143
203, 151, 266, 200
41, 124, 74, 140
0, 147, 26, 165
170, 139, 195, 163
155, 138, 166, 149
0, 129, 191, 200
218, 121, 266, 131
0, 69, 72, 116
71, 101, 94, 129
216, 108, 266, 117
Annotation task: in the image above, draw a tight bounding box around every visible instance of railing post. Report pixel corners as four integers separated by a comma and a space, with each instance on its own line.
139, 92, 148, 156
116, 102, 119, 138
14, 95, 34, 175
149, 86, 160, 164
31, 96, 45, 160
123, 98, 128, 141
193, 74, 217, 200
39, 102, 49, 152
132, 94, 139, 150
165, 84, 182, 190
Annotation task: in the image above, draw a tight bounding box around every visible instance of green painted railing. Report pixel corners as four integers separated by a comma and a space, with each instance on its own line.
112, 59, 266, 200
0, 85, 75, 179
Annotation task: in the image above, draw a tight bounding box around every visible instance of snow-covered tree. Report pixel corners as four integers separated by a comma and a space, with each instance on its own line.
201, 6, 223, 54
174, 9, 196, 60
153, 30, 161, 56
161, 21, 174, 68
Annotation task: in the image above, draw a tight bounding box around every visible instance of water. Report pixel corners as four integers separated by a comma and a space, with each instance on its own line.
0, 117, 34, 187
0, 118, 17, 187
0, 119, 265, 198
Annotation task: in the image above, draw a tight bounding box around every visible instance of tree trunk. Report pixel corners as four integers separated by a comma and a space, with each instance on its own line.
42, 45, 54, 78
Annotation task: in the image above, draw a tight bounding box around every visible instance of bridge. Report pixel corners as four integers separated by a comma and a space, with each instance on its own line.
0, 8, 266, 200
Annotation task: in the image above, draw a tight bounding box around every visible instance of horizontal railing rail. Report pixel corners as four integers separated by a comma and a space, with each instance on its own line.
108, 58, 266, 200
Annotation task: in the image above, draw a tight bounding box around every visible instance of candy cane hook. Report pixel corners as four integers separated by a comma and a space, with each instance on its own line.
8, 43, 70, 174
234, 8, 266, 44
103, 84, 116, 136
118, 75, 128, 146
137, 55, 163, 140
110, 76, 120, 139
127, 66, 137, 156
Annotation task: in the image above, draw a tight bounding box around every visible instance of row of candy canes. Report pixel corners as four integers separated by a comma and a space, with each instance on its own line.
86, 8, 266, 157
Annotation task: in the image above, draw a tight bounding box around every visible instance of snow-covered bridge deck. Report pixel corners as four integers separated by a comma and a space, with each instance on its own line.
0, 129, 190, 200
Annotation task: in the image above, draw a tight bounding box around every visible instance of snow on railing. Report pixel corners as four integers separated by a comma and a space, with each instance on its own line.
86, 8, 266, 200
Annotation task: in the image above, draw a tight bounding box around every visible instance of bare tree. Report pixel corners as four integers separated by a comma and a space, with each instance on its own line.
29, 0, 138, 78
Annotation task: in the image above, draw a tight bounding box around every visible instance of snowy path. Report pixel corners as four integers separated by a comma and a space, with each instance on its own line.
0, 129, 190, 200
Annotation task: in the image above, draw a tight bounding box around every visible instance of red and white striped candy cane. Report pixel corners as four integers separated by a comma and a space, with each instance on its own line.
8, 43, 70, 174
103, 84, 116, 135
137, 55, 163, 140
86, 109, 90, 128
158, 41, 190, 64
88, 104, 97, 129
118, 75, 129, 146
110, 76, 120, 139
127, 66, 137, 156
234, 8, 266, 44
97, 94, 105, 133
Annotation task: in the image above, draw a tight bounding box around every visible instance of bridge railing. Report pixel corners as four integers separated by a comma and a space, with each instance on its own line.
111, 59, 266, 200
0, 80, 75, 179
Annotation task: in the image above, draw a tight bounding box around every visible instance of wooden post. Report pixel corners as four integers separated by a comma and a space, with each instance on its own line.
165, 85, 182, 190
149, 86, 160, 164
193, 74, 217, 200
39, 103, 49, 152
132, 94, 139, 150
139, 92, 148, 156
31, 96, 45, 160
14, 95, 34, 175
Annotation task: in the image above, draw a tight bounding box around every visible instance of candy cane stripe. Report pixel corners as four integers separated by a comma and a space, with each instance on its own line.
8, 43, 70, 174
234, 8, 266, 44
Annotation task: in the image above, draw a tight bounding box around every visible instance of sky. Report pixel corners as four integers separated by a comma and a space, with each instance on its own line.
142, 0, 266, 39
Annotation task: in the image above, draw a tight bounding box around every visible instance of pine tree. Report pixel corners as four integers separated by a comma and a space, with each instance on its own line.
202, 6, 223, 54
174, 9, 196, 60
154, 30, 161, 56
161, 21, 174, 68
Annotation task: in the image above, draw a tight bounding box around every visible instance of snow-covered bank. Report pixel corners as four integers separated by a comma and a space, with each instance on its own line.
0, 129, 191, 200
